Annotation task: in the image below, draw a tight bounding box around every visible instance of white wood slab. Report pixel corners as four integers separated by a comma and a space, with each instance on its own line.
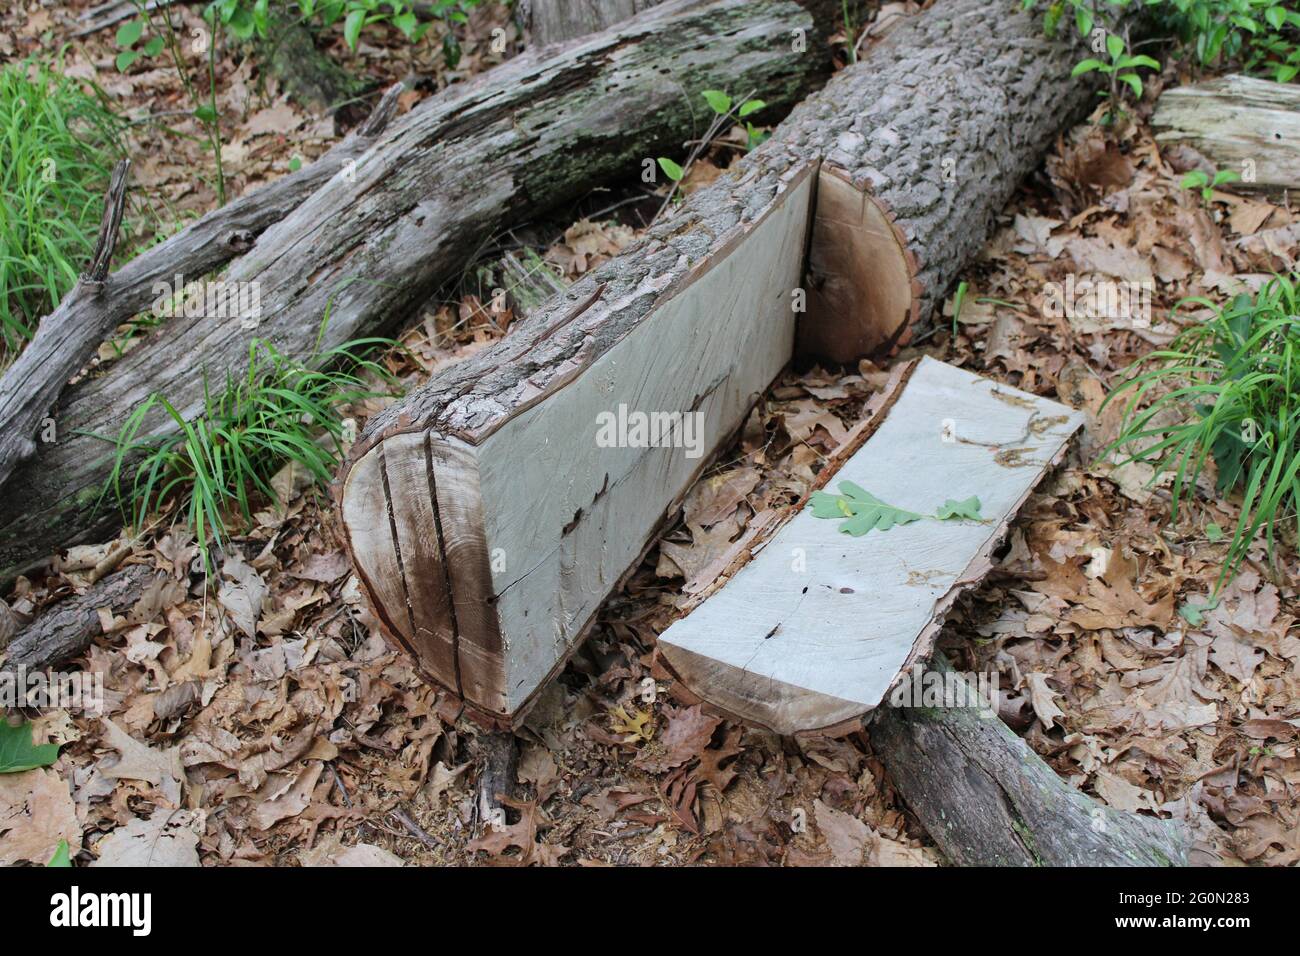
657, 356, 1085, 735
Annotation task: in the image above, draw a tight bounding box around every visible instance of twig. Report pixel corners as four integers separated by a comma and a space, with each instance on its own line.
390, 806, 440, 848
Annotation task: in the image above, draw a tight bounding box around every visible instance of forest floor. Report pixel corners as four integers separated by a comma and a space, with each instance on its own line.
2, 0, 1298, 867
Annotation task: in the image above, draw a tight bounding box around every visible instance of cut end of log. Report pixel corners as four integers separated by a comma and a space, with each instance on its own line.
796, 165, 920, 364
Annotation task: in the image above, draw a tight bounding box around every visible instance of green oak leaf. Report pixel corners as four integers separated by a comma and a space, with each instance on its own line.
935, 496, 983, 520
0, 719, 60, 774
808, 481, 923, 536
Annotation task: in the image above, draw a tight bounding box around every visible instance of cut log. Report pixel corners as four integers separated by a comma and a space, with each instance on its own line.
0, 0, 836, 582
1152, 74, 1300, 192
870, 655, 1192, 866
344, 161, 820, 720
657, 357, 1085, 735
0, 563, 183, 674
341, 0, 1117, 726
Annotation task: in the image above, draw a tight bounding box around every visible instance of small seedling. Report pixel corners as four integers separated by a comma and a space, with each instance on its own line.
1180, 167, 1241, 204
654, 88, 768, 220
1071, 32, 1161, 121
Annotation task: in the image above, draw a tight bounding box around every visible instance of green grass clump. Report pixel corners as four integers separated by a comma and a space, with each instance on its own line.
107, 328, 398, 569
0, 58, 124, 355
1102, 274, 1300, 592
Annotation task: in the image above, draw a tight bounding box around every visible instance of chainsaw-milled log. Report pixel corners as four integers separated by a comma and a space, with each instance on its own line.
341, 0, 1121, 725
1152, 74, 1300, 192
344, 161, 819, 720
657, 357, 1085, 735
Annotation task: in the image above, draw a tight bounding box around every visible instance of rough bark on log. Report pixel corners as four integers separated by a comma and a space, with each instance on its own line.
1152, 74, 1300, 192
869, 657, 1192, 866
0, 85, 404, 497
0, 563, 179, 673
341, 0, 1118, 726
527, 0, 665, 45
0, 0, 835, 582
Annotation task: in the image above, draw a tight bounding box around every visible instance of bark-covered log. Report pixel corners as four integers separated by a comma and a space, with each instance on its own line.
0, 0, 835, 582
341, 0, 1123, 726
1152, 74, 1300, 192
0, 563, 180, 673
869, 657, 1192, 867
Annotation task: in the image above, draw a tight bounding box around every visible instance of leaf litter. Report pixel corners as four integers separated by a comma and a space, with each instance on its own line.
1, 3, 1298, 868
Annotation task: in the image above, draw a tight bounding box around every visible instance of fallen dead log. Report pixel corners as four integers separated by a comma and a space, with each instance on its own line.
0, 0, 836, 582
657, 357, 1085, 734
0, 563, 182, 674
870, 656, 1192, 866
340, 0, 1116, 727
1152, 74, 1300, 192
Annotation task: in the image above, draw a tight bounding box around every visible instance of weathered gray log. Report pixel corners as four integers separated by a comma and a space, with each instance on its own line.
341, 0, 1121, 727
870, 657, 1191, 866
0, 563, 177, 673
1152, 74, 1300, 192
0, 85, 404, 497
0, 0, 835, 582
527, 0, 665, 45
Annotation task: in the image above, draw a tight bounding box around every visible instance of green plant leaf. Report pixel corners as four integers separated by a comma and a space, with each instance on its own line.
935, 496, 983, 520
394, 11, 418, 39
47, 840, 72, 867
344, 8, 366, 50
1075, 5, 1094, 38
737, 98, 766, 118
115, 18, 144, 49
143, 35, 165, 57
1178, 597, 1220, 628
657, 157, 684, 182
194, 104, 218, 125
1119, 71, 1143, 99
1106, 32, 1125, 62
1205, 522, 1224, 543
1072, 57, 1106, 76
809, 481, 923, 536
115, 49, 140, 72
1180, 169, 1209, 190
701, 89, 731, 115
0, 719, 60, 774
